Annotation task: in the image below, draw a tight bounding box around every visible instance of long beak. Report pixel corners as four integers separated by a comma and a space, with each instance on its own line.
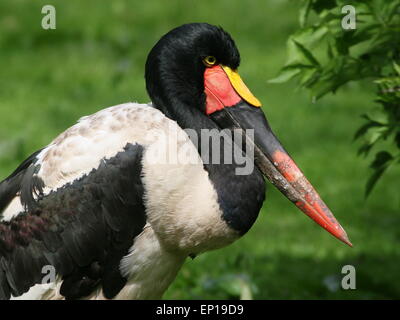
204, 65, 352, 247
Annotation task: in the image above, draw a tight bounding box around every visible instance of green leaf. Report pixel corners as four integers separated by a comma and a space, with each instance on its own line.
327, 41, 334, 59
358, 143, 373, 156
393, 61, 400, 76
365, 151, 394, 196
268, 68, 301, 84
395, 132, 400, 149
386, 1, 400, 22
299, 68, 320, 87
292, 25, 329, 46
309, 73, 338, 100
365, 126, 387, 146
292, 39, 320, 66
311, 0, 337, 14
354, 121, 381, 141
364, 109, 389, 125
299, 0, 312, 27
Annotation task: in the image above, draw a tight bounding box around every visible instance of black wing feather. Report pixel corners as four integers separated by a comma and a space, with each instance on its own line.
0, 143, 147, 299
0, 149, 43, 215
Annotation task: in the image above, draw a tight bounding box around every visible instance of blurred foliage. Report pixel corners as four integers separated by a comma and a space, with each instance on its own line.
201, 273, 258, 300
269, 0, 400, 195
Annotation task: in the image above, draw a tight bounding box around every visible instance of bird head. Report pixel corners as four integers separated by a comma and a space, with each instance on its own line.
145, 23, 352, 247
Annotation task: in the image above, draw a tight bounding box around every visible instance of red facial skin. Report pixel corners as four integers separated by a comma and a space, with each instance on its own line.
204, 65, 241, 115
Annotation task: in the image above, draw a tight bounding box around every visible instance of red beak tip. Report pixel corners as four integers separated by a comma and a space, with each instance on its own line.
340, 234, 353, 247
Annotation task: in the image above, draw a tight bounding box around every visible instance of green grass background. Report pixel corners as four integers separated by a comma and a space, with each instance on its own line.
0, 0, 398, 299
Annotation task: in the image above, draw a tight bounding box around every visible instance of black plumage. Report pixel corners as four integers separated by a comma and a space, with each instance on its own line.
0, 149, 43, 216
0, 143, 146, 299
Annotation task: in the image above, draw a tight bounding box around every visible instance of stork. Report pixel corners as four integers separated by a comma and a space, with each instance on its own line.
0, 23, 351, 300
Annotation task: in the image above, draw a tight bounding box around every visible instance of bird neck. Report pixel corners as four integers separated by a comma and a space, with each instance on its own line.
151, 99, 266, 235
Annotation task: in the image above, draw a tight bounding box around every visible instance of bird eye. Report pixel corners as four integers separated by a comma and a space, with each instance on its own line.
203, 56, 217, 67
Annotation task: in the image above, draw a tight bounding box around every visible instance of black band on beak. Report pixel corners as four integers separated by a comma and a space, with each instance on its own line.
210, 101, 352, 247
